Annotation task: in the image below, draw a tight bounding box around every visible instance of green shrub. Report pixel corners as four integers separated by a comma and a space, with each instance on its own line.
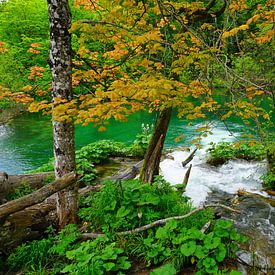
78, 178, 202, 232
128, 123, 153, 157
58, 236, 131, 275
7, 182, 34, 200
261, 171, 275, 190
7, 237, 54, 272
207, 140, 266, 166
131, 219, 246, 273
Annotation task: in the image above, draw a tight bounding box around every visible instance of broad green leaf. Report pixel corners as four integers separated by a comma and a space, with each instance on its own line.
215, 243, 227, 262
180, 241, 197, 257
156, 227, 169, 239
194, 245, 206, 259
150, 264, 177, 275
139, 193, 160, 205
103, 262, 116, 271
116, 206, 131, 218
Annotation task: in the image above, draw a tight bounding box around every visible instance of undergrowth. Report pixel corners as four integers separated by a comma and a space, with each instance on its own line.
6, 177, 246, 275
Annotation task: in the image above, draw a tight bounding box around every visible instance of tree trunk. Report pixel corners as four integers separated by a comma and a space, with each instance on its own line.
140, 108, 172, 183
47, 0, 77, 228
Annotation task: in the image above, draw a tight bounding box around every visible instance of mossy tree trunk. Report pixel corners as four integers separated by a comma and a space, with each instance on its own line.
140, 107, 172, 183
47, 0, 77, 228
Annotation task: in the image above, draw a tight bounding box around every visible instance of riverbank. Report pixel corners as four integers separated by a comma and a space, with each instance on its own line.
0, 105, 27, 125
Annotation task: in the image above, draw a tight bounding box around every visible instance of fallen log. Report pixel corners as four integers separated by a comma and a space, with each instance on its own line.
0, 171, 54, 201
0, 172, 76, 219
0, 198, 57, 254
0, 160, 142, 253
0, 184, 102, 254
181, 148, 197, 167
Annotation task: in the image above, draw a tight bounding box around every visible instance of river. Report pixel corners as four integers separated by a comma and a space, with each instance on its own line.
0, 112, 245, 174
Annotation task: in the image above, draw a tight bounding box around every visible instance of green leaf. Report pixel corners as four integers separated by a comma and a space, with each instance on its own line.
118, 256, 131, 270
203, 257, 216, 268
116, 206, 130, 218
139, 193, 160, 205
166, 220, 178, 230
230, 230, 241, 241
117, 256, 131, 270
204, 236, 221, 249
194, 245, 206, 259
188, 228, 204, 240
103, 262, 116, 271
150, 264, 177, 275
156, 227, 169, 239
216, 219, 233, 229
215, 243, 227, 262
104, 199, 116, 211
180, 241, 197, 257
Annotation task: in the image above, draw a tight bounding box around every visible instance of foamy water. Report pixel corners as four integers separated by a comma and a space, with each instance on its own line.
160, 128, 268, 206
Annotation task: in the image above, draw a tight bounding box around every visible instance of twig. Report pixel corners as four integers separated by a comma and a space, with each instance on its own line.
81, 203, 240, 239
200, 221, 211, 233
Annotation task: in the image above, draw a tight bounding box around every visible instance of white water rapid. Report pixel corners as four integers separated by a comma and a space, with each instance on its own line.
160, 128, 268, 206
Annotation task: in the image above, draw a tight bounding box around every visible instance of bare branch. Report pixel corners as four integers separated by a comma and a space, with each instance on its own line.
82, 203, 240, 239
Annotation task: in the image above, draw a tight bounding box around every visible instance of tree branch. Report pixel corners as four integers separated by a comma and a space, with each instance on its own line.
182, 148, 197, 167
82, 203, 240, 239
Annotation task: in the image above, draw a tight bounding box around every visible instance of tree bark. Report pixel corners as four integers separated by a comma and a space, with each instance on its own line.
140, 108, 172, 183
47, 0, 77, 228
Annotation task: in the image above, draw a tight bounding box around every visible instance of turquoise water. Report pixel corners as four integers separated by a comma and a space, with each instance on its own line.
0, 112, 245, 174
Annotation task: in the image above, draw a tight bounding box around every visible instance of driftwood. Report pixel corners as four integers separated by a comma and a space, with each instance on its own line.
82, 203, 241, 240
181, 148, 197, 167
108, 160, 143, 181
183, 164, 192, 186
0, 172, 76, 219
0, 198, 57, 253
0, 171, 54, 202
